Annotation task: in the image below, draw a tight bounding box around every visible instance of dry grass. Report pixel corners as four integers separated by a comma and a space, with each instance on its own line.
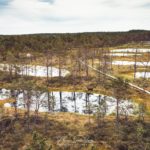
1, 108, 150, 150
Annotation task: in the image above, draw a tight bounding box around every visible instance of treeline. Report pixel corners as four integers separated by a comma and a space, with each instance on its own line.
0, 30, 150, 53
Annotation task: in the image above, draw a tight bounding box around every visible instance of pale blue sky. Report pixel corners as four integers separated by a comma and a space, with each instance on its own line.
0, 0, 150, 34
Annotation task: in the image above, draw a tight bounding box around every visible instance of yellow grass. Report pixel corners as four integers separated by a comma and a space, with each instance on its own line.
0, 98, 15, 107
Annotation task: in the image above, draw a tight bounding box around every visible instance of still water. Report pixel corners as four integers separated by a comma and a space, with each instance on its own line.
0, 89, 136, 115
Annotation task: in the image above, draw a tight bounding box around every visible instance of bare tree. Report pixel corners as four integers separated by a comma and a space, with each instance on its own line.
134, 48, 138, 80
112, 77, 130, 127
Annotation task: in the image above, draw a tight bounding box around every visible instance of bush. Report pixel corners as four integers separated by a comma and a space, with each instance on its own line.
26, 131, 52, 150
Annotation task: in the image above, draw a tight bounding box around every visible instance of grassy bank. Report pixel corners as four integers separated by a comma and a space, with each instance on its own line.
0, 108, 150, 150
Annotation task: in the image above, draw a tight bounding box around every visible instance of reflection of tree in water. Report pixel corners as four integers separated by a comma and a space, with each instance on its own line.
67, 92, 83, 113
50, 92, 55, 112
59, 92, 68, 112
83, 93, 94, 114
18, 90, 47, 112
66, 92, 77, 112
118, 99, 134, 121
47, 91, 50, 111
94, 95, 108, 126
31, 91, 41, 111
36, 91, 56, 112
97, 95, 108, 114
72, 92, 76, 112
0, 89, 136, 116
10, 89, 21, 117
46, 91, 56, 112
99, 96, 108, 114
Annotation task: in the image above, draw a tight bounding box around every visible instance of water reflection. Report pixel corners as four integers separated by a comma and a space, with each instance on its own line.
111, 48, 150, 53
0, 89, 136, 115
112, 61, 150, 66
0, 64, 69, 77
135, 72, 150, 78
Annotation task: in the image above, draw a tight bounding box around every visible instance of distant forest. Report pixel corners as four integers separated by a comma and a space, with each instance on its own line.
0, 30, 150, 53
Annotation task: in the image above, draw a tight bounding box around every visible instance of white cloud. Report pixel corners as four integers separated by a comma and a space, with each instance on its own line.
0, 0, 150, 34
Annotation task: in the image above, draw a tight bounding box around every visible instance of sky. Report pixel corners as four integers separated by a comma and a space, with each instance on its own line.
0, 0, 150, 35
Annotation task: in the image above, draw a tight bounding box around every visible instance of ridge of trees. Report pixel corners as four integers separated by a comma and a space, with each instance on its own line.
0, 30, 150, 54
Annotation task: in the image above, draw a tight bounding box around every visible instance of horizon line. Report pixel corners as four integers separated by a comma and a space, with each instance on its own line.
0, 29, 149, 36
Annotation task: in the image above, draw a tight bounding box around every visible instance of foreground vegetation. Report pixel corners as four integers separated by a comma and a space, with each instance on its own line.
0, 109, 150, 150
